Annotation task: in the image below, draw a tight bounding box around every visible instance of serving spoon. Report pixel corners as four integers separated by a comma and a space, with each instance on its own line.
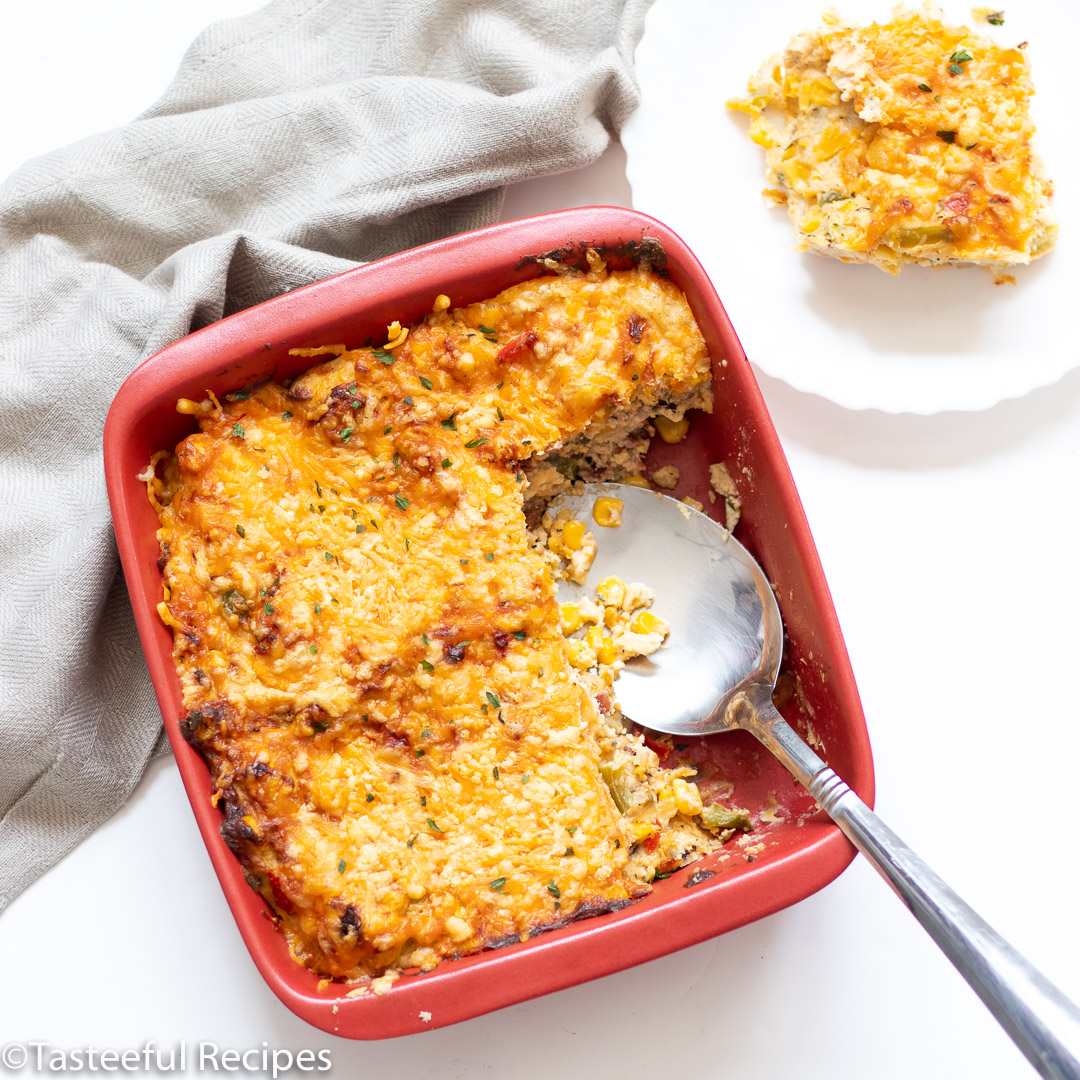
551, 482, 1080, 1080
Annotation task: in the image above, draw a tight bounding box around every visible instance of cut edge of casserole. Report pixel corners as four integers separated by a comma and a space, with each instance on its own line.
148, 250, 750, 988
729, 2, 1057, 274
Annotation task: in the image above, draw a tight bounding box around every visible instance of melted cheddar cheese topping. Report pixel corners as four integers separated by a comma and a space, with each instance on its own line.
155, 262, 712, 980
731, 4, 1056, 272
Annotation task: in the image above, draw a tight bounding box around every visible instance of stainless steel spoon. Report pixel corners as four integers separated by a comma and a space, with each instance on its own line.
552, 482, 1080, 1080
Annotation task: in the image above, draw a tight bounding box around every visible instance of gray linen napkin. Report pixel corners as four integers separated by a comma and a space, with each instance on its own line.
0, 0, 652, 910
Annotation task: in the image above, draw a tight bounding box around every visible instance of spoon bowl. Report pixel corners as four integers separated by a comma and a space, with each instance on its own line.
551, 483, 781, 738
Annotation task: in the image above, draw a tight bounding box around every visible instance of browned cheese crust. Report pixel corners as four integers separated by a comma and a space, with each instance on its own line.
154, 262, 712, 979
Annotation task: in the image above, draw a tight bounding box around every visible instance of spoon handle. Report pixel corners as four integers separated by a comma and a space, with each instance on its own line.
752, 703, 1080, 1080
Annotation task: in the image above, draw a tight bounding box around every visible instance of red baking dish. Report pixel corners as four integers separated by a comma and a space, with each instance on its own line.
104, 206, 873, 1038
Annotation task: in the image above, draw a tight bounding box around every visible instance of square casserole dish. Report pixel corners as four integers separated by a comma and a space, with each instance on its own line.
104, 206, 873, 1038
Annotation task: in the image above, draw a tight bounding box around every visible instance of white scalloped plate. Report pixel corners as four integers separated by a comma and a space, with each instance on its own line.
623, 0, 1078, 414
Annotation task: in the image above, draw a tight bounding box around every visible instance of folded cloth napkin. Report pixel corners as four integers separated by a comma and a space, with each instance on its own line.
0, 0, 652, 910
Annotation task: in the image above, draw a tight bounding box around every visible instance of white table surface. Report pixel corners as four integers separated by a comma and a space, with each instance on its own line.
3, 5, 1079, 1079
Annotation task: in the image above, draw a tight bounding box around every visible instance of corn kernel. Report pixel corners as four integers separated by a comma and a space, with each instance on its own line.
623, 475, 651, 489
585, 625, 605, 651
799, 75, 839, 109
386, 320, 409, 350
631, 821, 659, 841
592, 497, 624, 528
156, 601, 181, 629
784, 160, 811, 190
566, 640, 594, 670
631, 611, 666, 636
603, 606, 619, 629
596, 637, 617, 666
562, 519, 587, 551
672, 778, 704, 816
596, 576, 626, 607
654, 415, 690, 443
432, 294, 451, 313
814, 126, 849, 161
175, 396, 212, 415
801, 213, 823, 234
559, 604, 584, 634
406, 883, 427, 900
748, 116, 778, 148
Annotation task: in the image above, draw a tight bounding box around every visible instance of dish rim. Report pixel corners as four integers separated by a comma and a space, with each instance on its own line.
104, 205, 874, 1038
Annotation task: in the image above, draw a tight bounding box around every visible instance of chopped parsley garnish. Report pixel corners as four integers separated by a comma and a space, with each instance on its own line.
493, 766, 499, 779
264, 601, 274, 615
420, 659, 435, 672
441, 414, 457, 430
366, 793, 375, 802
324, 551, 334, 562
422, 633, 430, 645
496, 408, 504, 421
282, 411, 293, 420
373, 349, 396, 364
415, 748, 425, 757
426, 817, 443, 833
442, 458, 452, 468
404, 395, 414, 407
966, 142, 979, 150
312, 721, 329, 730
404, 538, 410, 552
315, 481, 323, 497
495, 381, 503, 389
317, 504, 325, 513
383, 425, 392, 435
338, 859, 346, 873
235, 524, 246, 538
917, 82, 932, 92
230, 423, 244, 439
393, 451, 400, 470
546, 881, 561, 899
946, 63, 964, 75
340, 427, 352, 442
513, 630, 526, 640
356, 524, 364, 533
420, 795, 427, 806
460, 558, 468, 566
522, 773, 530, 783
421, 728, 431, 738
419, 376, 433, 390
407, 833, 417, 847
937, 129, 957, 143
483, 552, 495, 562
314, 603, 321, 614
395, 494, 409, 511
478, 324, 495, 334
564, 847, 574, 857
464, 437, 488, 448
568, 826, 577, 835
309, 645, 317, 654
486, 692, 501, 708
489, 877, 507, 891
949, 49, 973, 63
986, 11, 1004, 24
